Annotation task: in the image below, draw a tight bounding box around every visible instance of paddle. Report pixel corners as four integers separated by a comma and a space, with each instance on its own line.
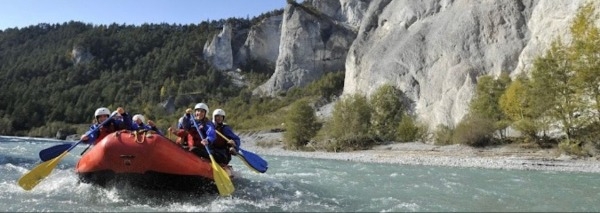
19, 137, 90, 190
38, 114, 114, 162
19, 114, 114, 190
18, 150, 70, 190
215, 131, 268, 173
39, 143, 72, 162
190, 116, 234, 196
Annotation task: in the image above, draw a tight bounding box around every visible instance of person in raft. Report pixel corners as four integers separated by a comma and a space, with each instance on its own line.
175, 103, 229, 164
212, 108, 241, 164
131, 114, 163, 136
81, 107, 132, 145
168, 117, 189, 148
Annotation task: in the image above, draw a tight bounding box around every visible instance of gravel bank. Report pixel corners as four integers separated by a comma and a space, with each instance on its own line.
239, 131, 600, 173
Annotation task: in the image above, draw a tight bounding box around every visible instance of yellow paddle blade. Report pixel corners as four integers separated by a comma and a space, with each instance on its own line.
209, 155, 234, 196
18, 151, 68, 191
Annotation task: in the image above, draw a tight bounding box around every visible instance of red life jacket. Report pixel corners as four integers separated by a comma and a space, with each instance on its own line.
186, 118, 210, 148
174, 129, 189, 145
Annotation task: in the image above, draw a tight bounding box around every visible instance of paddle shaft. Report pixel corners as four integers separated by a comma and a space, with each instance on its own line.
190, 115, 234, 196
39, 114, 116, 162
215, 130, 268, 173
22, 113, 117, 191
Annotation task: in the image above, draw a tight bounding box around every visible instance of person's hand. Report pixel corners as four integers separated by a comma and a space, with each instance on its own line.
229, 147, 238, 155
168, 127, 175, 134
201, 139, 209, 146
148, 120, 155, 127
111, 111, 120, 118
116, 107, 125, 114
185, 108, 192, 114
80, 135, 89, 141
227, 140, 236, 147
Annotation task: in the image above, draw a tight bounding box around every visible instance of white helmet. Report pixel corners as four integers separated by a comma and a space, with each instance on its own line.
94, 107, 111, 117
132, 114, 146, 124
194, 103, 209, 112
212, 108, 226, 122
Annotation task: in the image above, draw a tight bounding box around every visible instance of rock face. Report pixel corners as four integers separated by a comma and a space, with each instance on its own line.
236, 15, 283, 68
253, 1, 360, 96
204, 23, 233, 71
513, 0, 590, 76
205, 0, 597, 128
71, 46, 93, 65
343, 0, 594, 128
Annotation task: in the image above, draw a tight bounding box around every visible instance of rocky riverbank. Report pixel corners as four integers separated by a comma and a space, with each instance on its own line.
238, 131, 600, 173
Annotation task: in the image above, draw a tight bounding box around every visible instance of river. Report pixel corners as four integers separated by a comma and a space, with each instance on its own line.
1, 136, 598, 212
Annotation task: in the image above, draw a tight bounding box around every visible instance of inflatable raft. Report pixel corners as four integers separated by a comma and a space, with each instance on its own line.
75, 130, 233, 192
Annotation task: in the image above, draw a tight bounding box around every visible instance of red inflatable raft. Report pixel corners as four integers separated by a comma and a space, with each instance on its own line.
75, 130, 233, 192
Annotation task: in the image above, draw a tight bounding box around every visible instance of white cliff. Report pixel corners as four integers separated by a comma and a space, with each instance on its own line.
236, 15, 283, 67
344, 0, 596, 128
203, 23, 233, 71
206, 0, 598, 129
253, 1, 359, 96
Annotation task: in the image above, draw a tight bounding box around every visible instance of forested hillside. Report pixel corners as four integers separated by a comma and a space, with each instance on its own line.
0, 12, 282, 137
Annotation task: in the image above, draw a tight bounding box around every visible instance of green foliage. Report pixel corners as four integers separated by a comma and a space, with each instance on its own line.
27, 121, 77, 138
369, 84, 404, 141
328, 94, 373, 151
512, 118, 539, 141
0, 116, 13, 135
0, 19, 270, 136
499, 75, 549, 142
223, 92, 289, 131
558, 139, 587, 156
469, 74, 511, 138
396, 114, 428, 142
572, 122, 600, 155
496, 4, 600, 145
286, 71, 345, 102
530, 40, 587, 139
283, 99, 320, 149
499, 76, 529, 121
570, 2, 600, 123
433, 124, 454, 145
452, 114, 496, 147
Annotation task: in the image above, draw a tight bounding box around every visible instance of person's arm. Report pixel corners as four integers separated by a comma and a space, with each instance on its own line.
147, 123, 163, 136
130, 123, 140, 131
223, 125, 241, 149
182, 108, 192, 130
205, 121, 216, 144
121, 112, 132, 130
82, 124, 99, 144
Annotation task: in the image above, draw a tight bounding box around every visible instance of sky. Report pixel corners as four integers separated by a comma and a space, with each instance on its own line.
0, 0, 287, 30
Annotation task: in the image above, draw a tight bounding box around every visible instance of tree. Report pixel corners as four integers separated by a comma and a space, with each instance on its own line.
397, 113, 427, 142
500, 77, 528, 121
369, 84, 404, 142
469, 74, 511, 139
570, 2, 600, 123
500, 75, 547, 140
530, 40, 586, 140
283, 99, 320, 149
329, 94, 372, 150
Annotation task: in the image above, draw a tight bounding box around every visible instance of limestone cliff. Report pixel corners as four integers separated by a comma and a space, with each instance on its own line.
207, 0, 597, 128
343, 0, 594, 128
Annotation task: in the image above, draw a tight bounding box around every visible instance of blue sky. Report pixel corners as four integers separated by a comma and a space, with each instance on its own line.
0, 0, 287, 30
